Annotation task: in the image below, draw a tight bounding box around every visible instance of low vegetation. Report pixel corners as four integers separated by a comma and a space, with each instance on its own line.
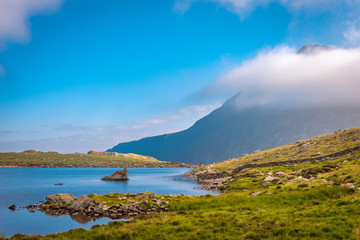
196, 128, 360, 174
5, 127, 360, 239
0, 151, 190, 168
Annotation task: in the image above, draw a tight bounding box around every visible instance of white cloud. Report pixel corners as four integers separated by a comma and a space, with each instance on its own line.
174, 0, 348, 16
174, 0, 360, 46
0, 0, 63, 46
55, 103, 221, 133
201, 45, 360, 109
344, 24, 360, 46
179, 104, 221, 116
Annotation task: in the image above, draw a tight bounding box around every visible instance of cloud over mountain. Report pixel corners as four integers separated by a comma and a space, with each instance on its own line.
199, 46, 360, 109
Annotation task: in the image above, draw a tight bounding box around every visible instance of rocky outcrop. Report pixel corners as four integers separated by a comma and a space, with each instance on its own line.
195, 172, 230, 191
46, 193, 77, 204
342, 183, 355, 188
21, 150, 38, 154
25, 192, 170, 221
68, 195, 99, 211
253, 156, 264, 162
8, 204, 16, 210
101, 168, 129, 181
191, 145, 360, 192
262, 176, 281, 186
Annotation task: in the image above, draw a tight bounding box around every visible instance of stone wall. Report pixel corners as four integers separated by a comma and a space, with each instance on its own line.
232, 145, 360, 174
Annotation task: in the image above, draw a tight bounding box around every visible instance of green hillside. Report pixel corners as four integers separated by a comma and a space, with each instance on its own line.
0, 151, 190, 168
199, 127, 360, 173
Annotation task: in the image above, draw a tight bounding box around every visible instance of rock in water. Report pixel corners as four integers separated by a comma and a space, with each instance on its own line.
8, 204, 16, 211
101, 168, 129, 181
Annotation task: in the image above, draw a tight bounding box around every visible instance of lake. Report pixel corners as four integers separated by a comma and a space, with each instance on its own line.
0, 168, 215, 237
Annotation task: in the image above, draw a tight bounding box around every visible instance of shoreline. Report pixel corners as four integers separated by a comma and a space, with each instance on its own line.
0, 164, 197, 168
23, 192, 170, 222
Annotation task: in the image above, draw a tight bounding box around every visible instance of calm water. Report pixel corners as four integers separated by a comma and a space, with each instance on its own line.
0, 168, 215, 237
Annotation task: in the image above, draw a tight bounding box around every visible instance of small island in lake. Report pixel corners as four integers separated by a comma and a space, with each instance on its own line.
101, 168, 129, 181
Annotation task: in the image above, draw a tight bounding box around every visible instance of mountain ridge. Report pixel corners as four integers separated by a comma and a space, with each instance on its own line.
108, 93, 360, 164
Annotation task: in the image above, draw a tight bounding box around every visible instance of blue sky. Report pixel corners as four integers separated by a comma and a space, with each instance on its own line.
1, 0, 360, 153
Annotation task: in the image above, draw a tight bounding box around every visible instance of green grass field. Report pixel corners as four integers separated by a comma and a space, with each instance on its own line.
0, 151, 170, 168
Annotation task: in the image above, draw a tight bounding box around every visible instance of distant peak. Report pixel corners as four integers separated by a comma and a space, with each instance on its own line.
297, 44, 335, 55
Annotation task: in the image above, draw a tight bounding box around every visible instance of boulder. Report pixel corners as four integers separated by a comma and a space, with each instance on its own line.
263, 176, 281, 183
262, 176, 281, 186
8, 204, 16, 211
342, 183, 355, 188
101, 168, 129, 181
274, 172, 286, 176
294, 176, 304, 181
46, 193, 77, 204
137, 191, 155, 198
253, 156, 264, 162
68, 195, 99, 211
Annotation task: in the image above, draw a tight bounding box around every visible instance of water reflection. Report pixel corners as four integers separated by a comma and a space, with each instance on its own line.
43, 211, 108, 224
70, 214, 95, 224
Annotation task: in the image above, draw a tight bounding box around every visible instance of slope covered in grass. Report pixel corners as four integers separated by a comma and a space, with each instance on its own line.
0, 151, 188, 168
195, 127, 360, 174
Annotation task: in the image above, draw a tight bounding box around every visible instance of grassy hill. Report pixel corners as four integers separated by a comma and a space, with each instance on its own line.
6, 128, 360, 239
192, 128, 360, 192
0, 150, 191, 168
199, 127, 360, 173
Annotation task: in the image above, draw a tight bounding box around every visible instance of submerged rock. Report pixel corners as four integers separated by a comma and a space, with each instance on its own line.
101, 168, 129, 181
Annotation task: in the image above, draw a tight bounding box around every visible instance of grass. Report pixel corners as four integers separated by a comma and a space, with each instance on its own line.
196, 128, 360, 174
0, 151, 177, 168
7, 186, 360, 239
220, 148, 360, 192
4, 127, 360, 239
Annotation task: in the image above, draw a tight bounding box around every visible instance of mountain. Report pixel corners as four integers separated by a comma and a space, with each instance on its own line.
107, 45, 360, 164
297, 44, 335, 55
108, 93, 360, 164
